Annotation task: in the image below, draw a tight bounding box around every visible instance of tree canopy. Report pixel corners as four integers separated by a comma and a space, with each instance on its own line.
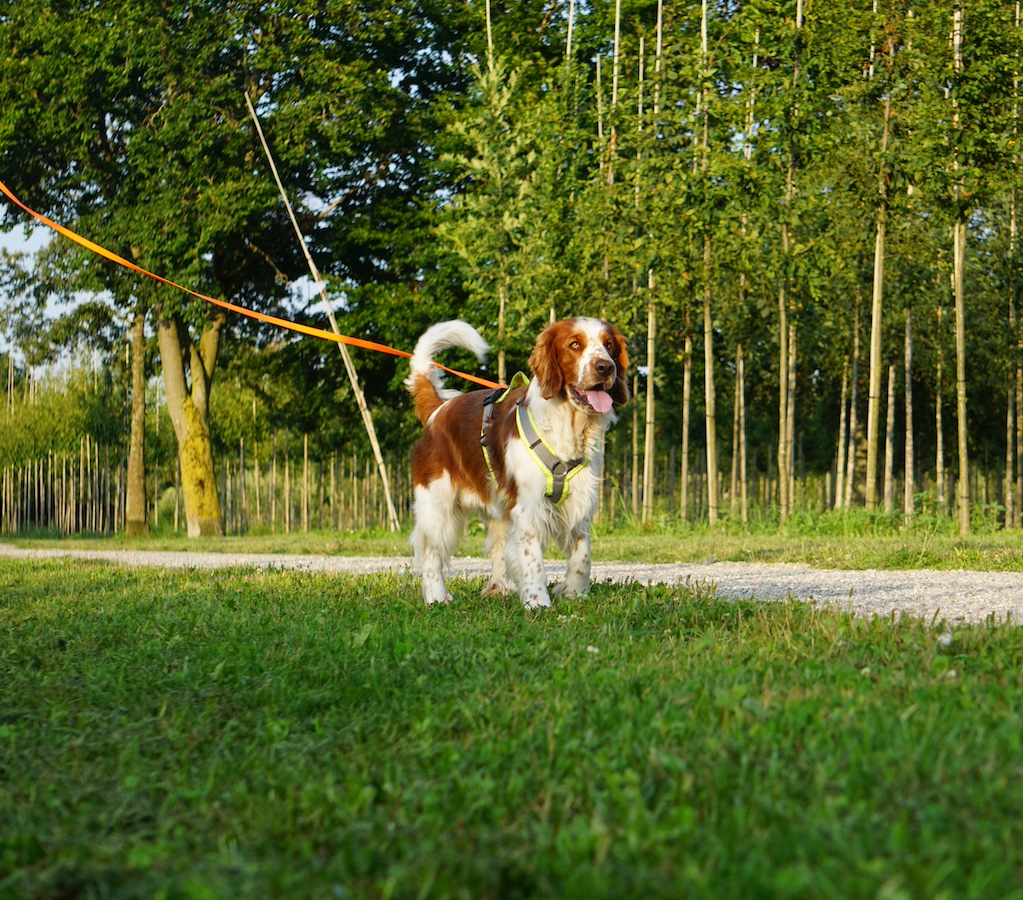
3, 0, 1023, 529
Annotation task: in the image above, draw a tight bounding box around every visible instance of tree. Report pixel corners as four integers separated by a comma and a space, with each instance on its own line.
0, 0, 470, 536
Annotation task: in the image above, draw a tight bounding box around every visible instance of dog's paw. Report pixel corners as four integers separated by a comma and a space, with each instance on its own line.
552, 581, 589, 600
521, 592, 552, 610
481, 578, 515, 598
424, 592, 455, 605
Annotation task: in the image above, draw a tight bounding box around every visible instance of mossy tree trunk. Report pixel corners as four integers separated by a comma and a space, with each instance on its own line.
124, 308, 149, 537
158, 312, 225, 538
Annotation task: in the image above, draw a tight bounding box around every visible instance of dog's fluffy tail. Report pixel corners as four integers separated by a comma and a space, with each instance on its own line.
405, 321, 489, 425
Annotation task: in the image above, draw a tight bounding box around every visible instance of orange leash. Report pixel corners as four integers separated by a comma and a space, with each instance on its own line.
0, 178, 503, 391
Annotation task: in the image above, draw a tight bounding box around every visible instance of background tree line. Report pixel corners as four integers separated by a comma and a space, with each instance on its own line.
1, 0, 1021, 537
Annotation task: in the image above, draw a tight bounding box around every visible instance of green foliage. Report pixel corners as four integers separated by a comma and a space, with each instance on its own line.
4, 561, 1023, 896
0, 371, 123, 467
3, 0, 1023, 509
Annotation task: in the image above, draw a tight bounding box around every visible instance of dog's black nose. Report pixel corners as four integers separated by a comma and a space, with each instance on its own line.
595, 359, 614, 379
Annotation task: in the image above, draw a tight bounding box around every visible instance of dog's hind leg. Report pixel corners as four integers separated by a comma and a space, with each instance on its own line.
482, 516, 515, 597
411, 476, 463, 604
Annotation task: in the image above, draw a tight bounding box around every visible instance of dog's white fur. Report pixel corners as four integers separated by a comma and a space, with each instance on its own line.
405, 318, 629, 608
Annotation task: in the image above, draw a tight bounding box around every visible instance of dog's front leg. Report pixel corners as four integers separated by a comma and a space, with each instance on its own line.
508, 517, 551, 608
554, 528, 591, 599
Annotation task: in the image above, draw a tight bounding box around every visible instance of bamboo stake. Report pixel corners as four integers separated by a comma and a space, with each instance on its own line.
244, 94, 399, 532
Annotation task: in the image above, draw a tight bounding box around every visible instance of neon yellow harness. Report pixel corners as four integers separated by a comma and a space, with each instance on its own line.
480, 373, 590, 506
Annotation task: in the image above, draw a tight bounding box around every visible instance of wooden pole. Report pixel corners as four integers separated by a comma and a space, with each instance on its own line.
245, 95, 399, 531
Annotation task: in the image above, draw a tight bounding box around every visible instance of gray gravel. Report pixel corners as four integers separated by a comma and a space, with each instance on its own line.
2, 543, 1022, 625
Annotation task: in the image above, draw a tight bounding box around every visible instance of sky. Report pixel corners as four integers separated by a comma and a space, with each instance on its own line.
0, 225, 49, 358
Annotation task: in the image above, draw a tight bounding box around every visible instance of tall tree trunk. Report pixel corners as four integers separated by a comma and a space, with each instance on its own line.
641, 7, 664, 529
836, 362, 849, 509
632, 373, 640, 519
845, 293, 862, 508
680, 333, 693, 523
698, 0, 718, 527
497, 281, 507, 385
1017, 369, 1023, 525
643, 277, 657, 527
883, 363, 896, 514
738, 344, 749, 524
124, 308, 149, 537
776, 0, 803, 523
904, 309, 915, 523
1007, 371, 1016, 529
158, 312, 225, 538
778, 222, 791, 522
952, 4, 970, 536
953, 212, 970, 535
865, 202, 887, 511
1008, 8, 1019, 525
730, 360, 740, 519
1008, 191, 1018, 528
936, 347, 946, 512
704, 233, 719, 526
865, 21, 895, 513
786, 323, 797, 512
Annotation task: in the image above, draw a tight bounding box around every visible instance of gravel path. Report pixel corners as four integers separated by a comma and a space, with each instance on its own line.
2, 544, 1022, 625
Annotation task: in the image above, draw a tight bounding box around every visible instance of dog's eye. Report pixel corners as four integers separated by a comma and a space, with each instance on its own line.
604, 340, 614, 352
570, 340, 581, 351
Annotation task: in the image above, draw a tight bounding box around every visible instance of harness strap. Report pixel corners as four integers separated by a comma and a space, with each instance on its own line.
515, 404, 589, 506
481, 372, 530, 486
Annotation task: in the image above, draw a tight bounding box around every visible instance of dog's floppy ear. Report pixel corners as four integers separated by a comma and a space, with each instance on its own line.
529, 322, 564, 399
608, 324, 630, 407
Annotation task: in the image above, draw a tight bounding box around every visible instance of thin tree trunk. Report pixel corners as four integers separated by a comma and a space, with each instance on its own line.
1007, 372, 1016, 529
777, 1, 803, 523
936, 349, 946, 511
883, 363, 896, 513
865, 36, 894, 513
952, 5, 970, 536
786, 322, 797, 512
730, 362, 740, 520
124, 308, 148, 537
836, 362, 849, 509
865, 203, 887, 512
643, 278, 657, 526
1017, 369, 1023, 524
704, 233, 718, 526
904, 309, 915, 523
954, 213, 970, 535
302, 433, 309, 533
632, 373, 640, 519
738, 345, 749, 524
698, 0, 718, 527
845, 293, 862, 508
778, 234, 790, 520
497, 281, 507, 385
680, 334, 693, 523
1012, 1, 1021, 529
1007, 177, 1018, 528
271, 431, 278, 532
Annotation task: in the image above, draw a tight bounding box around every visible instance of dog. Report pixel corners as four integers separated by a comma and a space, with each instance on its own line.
405, 317, 629, 608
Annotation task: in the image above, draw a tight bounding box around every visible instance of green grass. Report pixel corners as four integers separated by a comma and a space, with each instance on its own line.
3, 560, 1023, 898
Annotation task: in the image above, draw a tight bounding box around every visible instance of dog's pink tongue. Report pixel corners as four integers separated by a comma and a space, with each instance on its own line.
584, 390, 613, 414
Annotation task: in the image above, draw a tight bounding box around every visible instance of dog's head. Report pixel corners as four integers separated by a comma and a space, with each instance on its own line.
528, 318, 629, 414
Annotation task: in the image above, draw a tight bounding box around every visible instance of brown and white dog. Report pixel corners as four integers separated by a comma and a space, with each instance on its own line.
405, 318, 629, 608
